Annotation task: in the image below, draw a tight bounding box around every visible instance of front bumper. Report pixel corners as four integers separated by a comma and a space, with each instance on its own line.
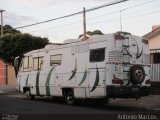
106, 85, 150, 98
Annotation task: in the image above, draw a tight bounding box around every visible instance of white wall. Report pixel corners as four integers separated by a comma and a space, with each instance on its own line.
148, 34, 160, 49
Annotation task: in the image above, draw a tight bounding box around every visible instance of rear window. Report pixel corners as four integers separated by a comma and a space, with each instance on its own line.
90, 48, 105, 62
50, 54, 62, 66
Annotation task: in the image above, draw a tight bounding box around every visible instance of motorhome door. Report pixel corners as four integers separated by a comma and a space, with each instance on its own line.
88, 41, 106, 97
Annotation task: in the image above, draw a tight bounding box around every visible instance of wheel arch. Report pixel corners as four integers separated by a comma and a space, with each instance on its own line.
23, 86, 30, 93
62, 87, 74, 97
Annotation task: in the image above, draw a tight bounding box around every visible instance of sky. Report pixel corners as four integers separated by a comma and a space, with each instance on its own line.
0, 0, 160, 43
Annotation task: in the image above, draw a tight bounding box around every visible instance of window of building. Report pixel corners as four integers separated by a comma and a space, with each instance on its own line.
90, 48, 105, 62
151, 53, 160, 63
33, 57, 43, 70
50, 54, 62, 66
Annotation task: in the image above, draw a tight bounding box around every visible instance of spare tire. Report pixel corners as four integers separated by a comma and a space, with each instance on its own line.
130, 65, 145, 84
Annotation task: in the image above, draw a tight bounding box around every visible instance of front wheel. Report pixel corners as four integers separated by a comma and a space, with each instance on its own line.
26, 91, 35, 100
95, 98, 109, 105
64, 90, 76, 105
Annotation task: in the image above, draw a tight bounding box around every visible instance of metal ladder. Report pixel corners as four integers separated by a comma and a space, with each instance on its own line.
122, 34, 130, 83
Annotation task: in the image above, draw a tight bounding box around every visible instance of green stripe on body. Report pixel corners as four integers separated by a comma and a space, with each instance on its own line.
36, 71, 40, 96
69, 59, 77, 80
25, 74, 29, 86
90, 67, 99, 92
78, 66, 87, 86
19, 78, 20, 91
46, 67, 55, 96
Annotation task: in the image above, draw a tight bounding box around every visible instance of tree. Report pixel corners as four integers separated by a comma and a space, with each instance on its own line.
91, 30, 104, 35
116, 31, 131, 35
78, 30, 104, 39
0, 25, 20, 34
0, 25, 49, 65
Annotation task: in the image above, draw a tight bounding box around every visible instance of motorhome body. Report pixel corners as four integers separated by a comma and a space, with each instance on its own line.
15, 33, 150, 105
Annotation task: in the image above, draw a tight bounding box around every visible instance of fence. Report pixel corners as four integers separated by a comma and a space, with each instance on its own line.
150, 49, 160, 87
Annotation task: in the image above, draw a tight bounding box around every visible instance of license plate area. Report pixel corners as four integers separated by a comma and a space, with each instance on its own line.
132, 87, 139, 92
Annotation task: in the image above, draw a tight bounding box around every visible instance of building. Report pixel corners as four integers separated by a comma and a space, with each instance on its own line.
144, 25, 160, 49
0, 60, 7, 86
0, 60, 16, 87
144, 25, 160, 87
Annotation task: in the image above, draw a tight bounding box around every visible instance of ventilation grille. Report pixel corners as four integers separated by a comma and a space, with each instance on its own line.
143, 54, 150, 65
109, 51, 123, 63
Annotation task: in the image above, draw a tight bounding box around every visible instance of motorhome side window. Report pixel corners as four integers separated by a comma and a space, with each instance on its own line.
90, 48, 105, 62
33, 57, 43, 70
50, 55, 62, 66
23, 56, 33, 71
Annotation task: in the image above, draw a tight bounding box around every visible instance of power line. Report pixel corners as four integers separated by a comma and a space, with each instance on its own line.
29, 20, 82, 33
121, 0, 156, 11
12, 0, 64, 13
120, 0, 156, 32
89, 9, 160, 25
24, 0, 156, 33
34, 0, 156, 30
20, 0, 69, 14
124, 9, 160, 20
122, 4, 159, 16
30, 8, 160, 34
88, 0, 156, 20
10, 0, 48, 13
12, 0, 129, 30
28, 9, 160, 41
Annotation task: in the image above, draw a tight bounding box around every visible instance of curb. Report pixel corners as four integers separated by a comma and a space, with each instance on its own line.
0, 87, 16, 94
0, 89, 4, 94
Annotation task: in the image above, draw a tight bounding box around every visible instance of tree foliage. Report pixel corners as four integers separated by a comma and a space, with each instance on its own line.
0, 25, 20, 34
78, 30, 104, 38
0, 25, 49, 65
116, 31, 131, 35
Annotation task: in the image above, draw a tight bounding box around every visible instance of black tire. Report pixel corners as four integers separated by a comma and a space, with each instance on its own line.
26, 91, 35, 100
95, 98, 109, 105
130, 65, 145, 84
64, 90, 76, 105
51, 96, 64, 103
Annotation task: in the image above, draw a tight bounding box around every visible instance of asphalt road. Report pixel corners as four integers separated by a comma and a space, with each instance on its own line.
0, 94, 159, 120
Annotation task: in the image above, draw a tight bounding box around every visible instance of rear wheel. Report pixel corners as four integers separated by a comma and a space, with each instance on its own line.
26, 91, 35, 100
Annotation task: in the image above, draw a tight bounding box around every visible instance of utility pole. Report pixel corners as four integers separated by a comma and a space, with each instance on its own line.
0, 10, 5, 38
83, 7, 86, 41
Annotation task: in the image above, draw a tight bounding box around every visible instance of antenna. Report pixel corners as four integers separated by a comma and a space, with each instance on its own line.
120, 10, 122, 32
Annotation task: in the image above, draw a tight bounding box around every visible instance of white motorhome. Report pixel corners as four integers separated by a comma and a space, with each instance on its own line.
15, 33, 150, 105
